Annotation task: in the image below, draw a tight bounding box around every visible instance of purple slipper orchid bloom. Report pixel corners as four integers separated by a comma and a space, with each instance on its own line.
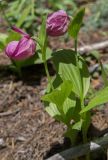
5, 26, 36, 60
46, 10, 70, 37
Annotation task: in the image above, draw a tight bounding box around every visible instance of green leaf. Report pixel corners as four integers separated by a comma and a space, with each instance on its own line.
16, 5, 31, 27
45, 74, 63, 95
45, 103, 61, 118
42, 80, 73, 112
82, 112, 91, 135
100, 62, 108, 86
37, 47, 52, 63
63, 94, 76, 123
65, 127, 78, 145
79, 56, 90, 98
52, 49, 83, 97
68, 8, 85, 39
72, 97, 81, 121
0, 42, 5, 51
72, 119, 83, 131
81, 86, 108, 113
63, 94, 76, 115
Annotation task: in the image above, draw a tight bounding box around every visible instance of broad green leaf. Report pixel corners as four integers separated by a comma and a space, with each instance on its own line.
52, 49, 83, 97
16, 5, 31, 27
79, 56, 90, 98
72, 119, 83, 131
42, 80, 73, 112
68, 8, 85, 39
63, 96, 76, 115
81, 87, 108, 113
72, 97, 81, 121
100, 62, 108, 86
38, 16, 47, 47
45, 103, 66, 123
52, 74, 63, 89
45, 103, 61, 118
63, 93, 76, 123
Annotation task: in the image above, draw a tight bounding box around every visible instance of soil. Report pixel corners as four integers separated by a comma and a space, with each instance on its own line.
0, 26, 108, 160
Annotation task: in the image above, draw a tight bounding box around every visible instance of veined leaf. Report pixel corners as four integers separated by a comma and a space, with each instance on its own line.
68, 8, 85, 39
45, 103, 61, 118
79, 56, 90, 98
81, 86, 108, 113
63, 93, 76, 123
63, 95, 76, 115
52, 49, 83, 97
42, 80, 73, 112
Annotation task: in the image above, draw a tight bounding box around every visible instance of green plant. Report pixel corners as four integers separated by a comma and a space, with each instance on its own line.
4, 7, 108, 159
40, 8, 108, 160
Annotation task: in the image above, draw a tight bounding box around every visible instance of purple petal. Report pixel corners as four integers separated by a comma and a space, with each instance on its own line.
12, 26, 30, 38
5, 41, 19, 58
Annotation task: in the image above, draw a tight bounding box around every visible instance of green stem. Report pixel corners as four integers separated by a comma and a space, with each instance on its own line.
17, 67, 22, 78
74, 38, 79, 67
74, 37, 89, 160
82, 116, 90, 160
42, 40, 54, 90
11, 60, 22, 78
44, 60, 53, 90
75, 39, 77, 54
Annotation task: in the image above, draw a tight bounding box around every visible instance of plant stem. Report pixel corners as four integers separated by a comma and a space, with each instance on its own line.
17, 67, 22, 78
74, 37, 90, 160
11, 60, 22, 78
82, 125, 90, 160
74, 38, 79, 67
75, 39, 77, 54
42, 40, 54, 90
44, 60, 53, 90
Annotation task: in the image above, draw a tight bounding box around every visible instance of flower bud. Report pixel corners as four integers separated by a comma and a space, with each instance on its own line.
5, 26, 36, 60
46, 10, 70, 37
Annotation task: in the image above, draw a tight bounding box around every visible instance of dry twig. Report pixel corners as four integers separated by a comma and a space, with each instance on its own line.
78, 40, 108, 54
0, 108, 21, 117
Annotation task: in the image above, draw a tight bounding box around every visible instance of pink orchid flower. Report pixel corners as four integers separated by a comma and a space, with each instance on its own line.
46, 10, 70, 37
5, 26, 36, 60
